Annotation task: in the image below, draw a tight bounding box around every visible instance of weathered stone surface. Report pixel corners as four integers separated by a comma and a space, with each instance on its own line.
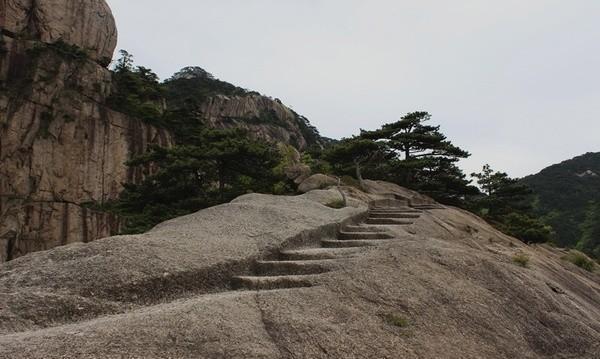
298, 173, 339, 193
0, 193, 364, 334
200, 94, 313, 150
363, 179, 438, 205
0, 184, 598, 358
1, 0, 117, 63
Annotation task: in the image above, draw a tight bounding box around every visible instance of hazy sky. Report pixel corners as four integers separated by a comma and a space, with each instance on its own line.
106, 0, 600, 178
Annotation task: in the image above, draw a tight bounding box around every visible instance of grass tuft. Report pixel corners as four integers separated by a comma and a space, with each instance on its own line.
325, 199, 346, 209
383, 313, 410, 328
512, 253, 530, 268
562, 250, 595, 272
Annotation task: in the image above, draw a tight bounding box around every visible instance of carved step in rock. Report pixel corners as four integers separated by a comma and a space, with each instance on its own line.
232, 275, 318, 290
255, 260, 335, 276
338, 231, 394, 240
369, 213, 421, 219
321, 239, 392, 248
369, 209, 422, 215
342, 225, 390, 233
280, 248, 366, 260
366, 218, 414, 226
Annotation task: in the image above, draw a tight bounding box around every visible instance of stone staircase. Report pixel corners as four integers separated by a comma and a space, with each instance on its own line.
232, 205, 425, 291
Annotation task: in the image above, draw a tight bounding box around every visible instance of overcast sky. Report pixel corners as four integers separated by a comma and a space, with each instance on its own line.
106, 0, 600, 178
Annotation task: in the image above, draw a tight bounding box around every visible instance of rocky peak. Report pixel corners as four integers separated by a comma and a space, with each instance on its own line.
1, 0, 117, 65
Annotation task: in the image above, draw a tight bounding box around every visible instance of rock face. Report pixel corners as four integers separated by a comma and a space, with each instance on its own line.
1, 0, 324, 261
1, 0, 118, 64
0, 0, 172, 262
298, 173, 339, 193
200, 94, 315, 150
0, 183, 598, 358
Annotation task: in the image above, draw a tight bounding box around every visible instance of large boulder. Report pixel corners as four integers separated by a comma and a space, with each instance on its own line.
1, 0, 118, 64
298, 174, 338, 193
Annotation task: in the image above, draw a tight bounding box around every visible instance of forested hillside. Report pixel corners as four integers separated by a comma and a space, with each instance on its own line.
522, 152, 600, 257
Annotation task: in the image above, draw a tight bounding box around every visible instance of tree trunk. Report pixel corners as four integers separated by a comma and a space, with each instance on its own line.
355, 159, 366, 191
335, 178, 348, 207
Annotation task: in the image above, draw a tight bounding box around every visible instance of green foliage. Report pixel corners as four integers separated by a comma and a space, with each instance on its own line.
106, 51, 164, 124
293, 112, 322, 147
324, 112, 475, 205
578, 202, 600, 258
163, 66, 248, 110
562, 250, 596, 272
302, 147, 332, 174
48, 40, 88, 61
112, 128, 283, 233
27, 40, 88, 62
325, 199, 346, 209
324, 137, 388, 181
497, 213, 554, 244
470, 165, 553, 244
105, 53, 323, 148
383, 313, 410, 328
521, 152, 600, 257
512, 253, 530, 268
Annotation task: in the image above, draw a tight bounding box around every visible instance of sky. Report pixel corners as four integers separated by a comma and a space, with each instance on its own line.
106, 0, 600, 178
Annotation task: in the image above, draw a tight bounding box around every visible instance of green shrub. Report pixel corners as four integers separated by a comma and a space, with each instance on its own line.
325, 199, 346, 209
499, 213, 554, 244
562, 251, 595, 272
512, 254, 530, 268
383, 313, 409, 328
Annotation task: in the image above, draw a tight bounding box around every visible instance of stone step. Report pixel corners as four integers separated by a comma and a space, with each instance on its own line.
413, 205, 444, 210
338, 231, 394, 240
369, 209, 422, 214
232, 275, 317, 290
365, 218, 414, 225
369, 213, 421, 219
255, 260, 334, 276
280, 248, 364, 260
321, 239, 392, 248
370, 206, 416, 211
342, 225, 389, 233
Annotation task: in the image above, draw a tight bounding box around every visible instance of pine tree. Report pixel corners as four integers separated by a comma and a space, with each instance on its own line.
470, 164, 553, 244
323, 137, 388, 187
113, 129, 283, 233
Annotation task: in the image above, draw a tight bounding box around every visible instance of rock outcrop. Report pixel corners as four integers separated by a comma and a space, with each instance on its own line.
0, 0, 173, 262
1, 0, 117, 64
298, 173, 339, 193
0, 182, 598, 358
200, 94, 316, 150
1, 0, 326, 261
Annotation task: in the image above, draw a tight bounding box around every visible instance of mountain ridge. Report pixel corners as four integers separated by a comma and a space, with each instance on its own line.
521, 152, 600, 257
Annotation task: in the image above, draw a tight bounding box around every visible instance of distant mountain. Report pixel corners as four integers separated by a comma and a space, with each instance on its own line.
521, 152, 600, 256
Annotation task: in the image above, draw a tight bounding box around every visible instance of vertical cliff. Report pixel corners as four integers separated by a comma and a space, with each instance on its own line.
0, 0, 173, 261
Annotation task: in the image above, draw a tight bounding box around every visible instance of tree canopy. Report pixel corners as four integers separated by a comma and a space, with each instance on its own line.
470, 164, 554, 244
324, 112, 475, 205
111, 128, 284, 234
